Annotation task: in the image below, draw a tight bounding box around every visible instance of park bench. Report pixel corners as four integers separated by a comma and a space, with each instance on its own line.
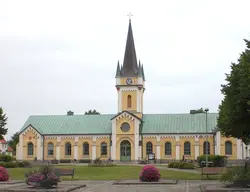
54, 168, 75, 179
201, 167, 224, 179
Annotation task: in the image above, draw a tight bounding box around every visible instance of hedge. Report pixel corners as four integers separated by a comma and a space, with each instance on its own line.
88, 162, 116, 167
197, 155, 227, 167
0, 161, 31, 168
168, 161, 195, 169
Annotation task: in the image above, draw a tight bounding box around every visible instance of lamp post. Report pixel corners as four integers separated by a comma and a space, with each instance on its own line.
205, 108, 209, 167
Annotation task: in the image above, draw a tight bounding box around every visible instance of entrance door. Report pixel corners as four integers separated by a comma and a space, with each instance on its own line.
120, 140, 131, 162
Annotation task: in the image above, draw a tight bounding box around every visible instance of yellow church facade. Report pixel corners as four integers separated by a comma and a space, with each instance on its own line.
16, 20, 249, 162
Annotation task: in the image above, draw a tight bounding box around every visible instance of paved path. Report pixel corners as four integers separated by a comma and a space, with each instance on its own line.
0, 180, 220, 192
65, 180, 219, 192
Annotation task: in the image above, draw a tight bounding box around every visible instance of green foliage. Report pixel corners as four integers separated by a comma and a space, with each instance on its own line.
190, 108, 206, 114
217, 39, 250, 144
220, 166, 250, 187
168, 161, 195, 169
85, 109, 100, 115
0, 161, 30, 168
8, 132, 19, 152
3, 162, 18, 168
197, 155, 227, 167
0, 107, 8, 140
0, 155, 12, 162
88, 162, 116, 167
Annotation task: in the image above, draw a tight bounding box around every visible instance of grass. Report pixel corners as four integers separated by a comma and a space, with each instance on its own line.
6, 165, 215, 181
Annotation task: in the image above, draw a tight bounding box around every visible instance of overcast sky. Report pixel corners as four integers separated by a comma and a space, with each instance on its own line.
1, 0, 250, 140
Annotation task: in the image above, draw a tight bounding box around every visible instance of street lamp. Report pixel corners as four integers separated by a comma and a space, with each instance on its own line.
205, 108, 209, 167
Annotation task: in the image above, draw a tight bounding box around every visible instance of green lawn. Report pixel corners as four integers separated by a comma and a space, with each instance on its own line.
7, 165, 212, 180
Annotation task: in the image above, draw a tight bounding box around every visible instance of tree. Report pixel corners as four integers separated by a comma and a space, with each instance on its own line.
0, 107, 8, 140
84, 109, 100, 115
190, 108, 205, 114
217, 39, 250, 144
8, 132, 19, 152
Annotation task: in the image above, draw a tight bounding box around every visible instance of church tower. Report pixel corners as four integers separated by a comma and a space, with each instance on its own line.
115, 19, 145, 118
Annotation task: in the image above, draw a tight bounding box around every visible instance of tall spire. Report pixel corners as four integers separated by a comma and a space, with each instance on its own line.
121, 19, 138, 77
115, 61, 121, 77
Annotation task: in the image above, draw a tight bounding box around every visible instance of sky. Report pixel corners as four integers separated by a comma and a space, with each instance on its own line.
0, 0, 250, 140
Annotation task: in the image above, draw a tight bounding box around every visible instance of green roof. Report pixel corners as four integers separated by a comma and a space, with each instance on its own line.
142, 113, 218, 134
20, 113, 218, 135
20, 115, 113, 134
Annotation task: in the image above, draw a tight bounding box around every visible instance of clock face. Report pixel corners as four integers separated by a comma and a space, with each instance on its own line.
126, 78, 133, 85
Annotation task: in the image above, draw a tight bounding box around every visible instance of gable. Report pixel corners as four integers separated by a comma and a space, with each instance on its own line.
111, 110, 142, 121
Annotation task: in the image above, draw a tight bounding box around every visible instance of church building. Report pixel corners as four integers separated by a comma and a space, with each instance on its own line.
16, 20, 249, 162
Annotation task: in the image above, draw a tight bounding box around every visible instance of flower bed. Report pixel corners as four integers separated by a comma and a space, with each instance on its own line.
139, 165, 161, 182
0, 166, 9, 181
25, 165, 60, 188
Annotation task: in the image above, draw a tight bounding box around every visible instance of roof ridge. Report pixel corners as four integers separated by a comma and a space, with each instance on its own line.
29, 114, 116, 117
143, 113, 218, 115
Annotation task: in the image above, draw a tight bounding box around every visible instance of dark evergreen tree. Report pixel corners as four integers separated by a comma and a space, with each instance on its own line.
0, 107, 8, 140
8, 132, 19, 152
84, 109, 100, 115
217, 39, 250, 144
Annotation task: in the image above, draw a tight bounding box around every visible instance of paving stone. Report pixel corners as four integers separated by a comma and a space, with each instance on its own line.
113, 179, 178, 185
4, 183, 86, 192
201, 184, 250, 192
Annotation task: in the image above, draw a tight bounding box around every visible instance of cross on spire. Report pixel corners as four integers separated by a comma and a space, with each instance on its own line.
127, 12, 133, 20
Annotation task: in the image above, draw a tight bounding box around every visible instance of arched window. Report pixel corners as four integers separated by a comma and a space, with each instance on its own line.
225, 141, 232, 155
27, 142, 33, 156
165, 142, 172, 155
127, 95, 132, 108
83, 142, 89, 155
146, 142, 153, 155
101, 142, 107, 155
48, 142, 54, 156
65, 142, 71, 156
203, 141, 210, 155
184, 141, 191, 155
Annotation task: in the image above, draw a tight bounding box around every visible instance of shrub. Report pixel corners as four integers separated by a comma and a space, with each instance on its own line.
197, 155, 227, 167
220, 166, 250, 187
0, 167, 9, 181
88, 162, 116, 167
18, 162, 25, 167
0, 155, 12, 162
22, 161, 31, 167
25, 165, 60, 188
139, 165, 161, 182
4, 162, 18, 168
168, 161, 195, 169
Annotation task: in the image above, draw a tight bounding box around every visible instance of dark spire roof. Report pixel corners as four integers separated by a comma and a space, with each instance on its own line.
121, 19, 138, 77
138, 60, 142, 77
115, 61, 121, 77
142, 64, 146, 81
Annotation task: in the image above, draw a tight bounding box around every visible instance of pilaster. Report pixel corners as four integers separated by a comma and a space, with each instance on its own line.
156, 135, 160, 160
74, 137, 79, 160
36, 134, 42, 160
215, 131, 221, 155
92, 136, 97, 160
56, 137, 61, 160
134, 120, 140, 160
175, 136, 180, 160
111, 120, 116, 160
18, 133, 23, 160
118, 90, 122, 112
194, 136, 199, 159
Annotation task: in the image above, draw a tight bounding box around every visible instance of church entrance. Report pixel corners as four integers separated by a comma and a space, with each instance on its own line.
120, 140, 131, 162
